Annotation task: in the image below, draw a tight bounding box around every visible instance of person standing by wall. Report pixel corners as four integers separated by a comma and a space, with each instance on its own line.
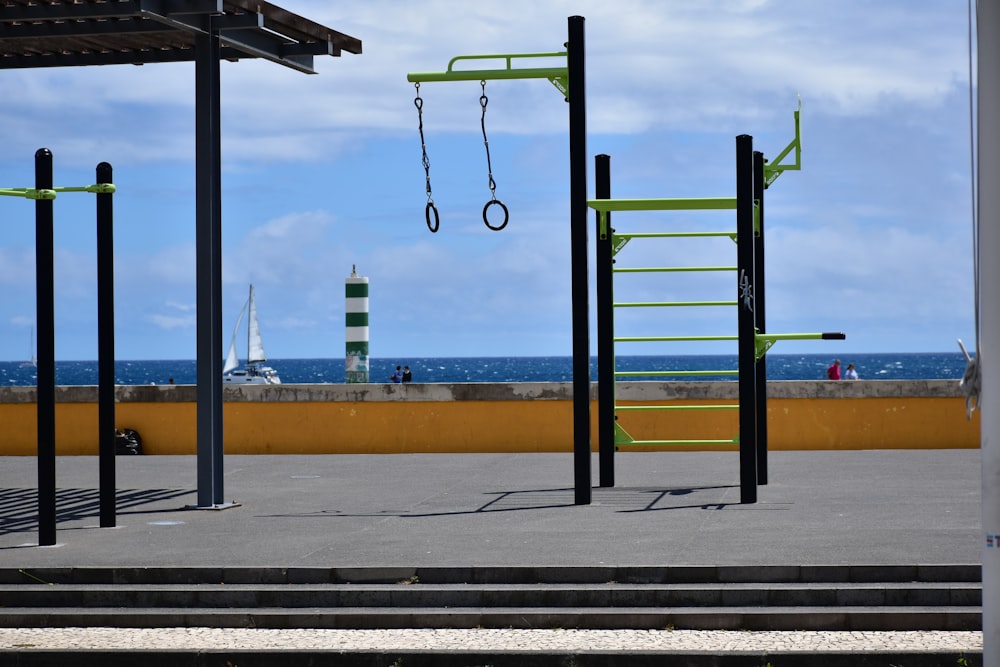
826, 359, 842, 380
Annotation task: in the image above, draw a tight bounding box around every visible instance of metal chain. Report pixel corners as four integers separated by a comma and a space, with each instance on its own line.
414, 82, 439, 232
479, 80, 509, 231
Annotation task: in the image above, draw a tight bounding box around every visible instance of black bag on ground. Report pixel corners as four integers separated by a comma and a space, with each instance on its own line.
114, 428, 143, 455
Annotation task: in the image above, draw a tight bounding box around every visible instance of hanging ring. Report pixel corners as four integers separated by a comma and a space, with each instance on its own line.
425, 201, 440, 233
483, 199, 509, 231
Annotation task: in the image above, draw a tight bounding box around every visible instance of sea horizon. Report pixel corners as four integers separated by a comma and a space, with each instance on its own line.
0, 352, 972, 387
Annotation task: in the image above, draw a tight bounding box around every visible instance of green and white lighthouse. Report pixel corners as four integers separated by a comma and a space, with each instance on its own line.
345, 265, 369, 383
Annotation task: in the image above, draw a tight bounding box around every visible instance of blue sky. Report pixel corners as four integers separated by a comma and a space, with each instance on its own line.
0, 1, 977, 361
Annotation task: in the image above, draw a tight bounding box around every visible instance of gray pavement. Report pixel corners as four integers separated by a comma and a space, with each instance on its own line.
0, 450, 985, 663
0, 449, 982, 568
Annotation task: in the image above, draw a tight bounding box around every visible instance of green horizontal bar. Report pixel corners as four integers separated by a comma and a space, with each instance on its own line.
614, 266, 737, 273
614, 370, 739, 377
614, 300, 736, 308
588, 197, 737, 212
617, 439, 738, 447
54, 184, 116, 194
0, 188, 56, 200
615, 404, 738, 411
756, 332, 847, 342
615, 335, 738, 343
616, 231, 736, 239
407, 52, 567, 83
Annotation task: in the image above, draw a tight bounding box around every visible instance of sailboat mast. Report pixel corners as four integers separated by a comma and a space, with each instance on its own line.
247, 284, 253, 366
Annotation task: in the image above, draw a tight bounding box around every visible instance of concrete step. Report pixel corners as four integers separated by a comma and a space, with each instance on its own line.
0, 563, 981, 585
0, 581, 982, 608
0, 565, 981, 632
0, 605, 983, 631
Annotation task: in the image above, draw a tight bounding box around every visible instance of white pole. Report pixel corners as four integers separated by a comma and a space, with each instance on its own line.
979, 0, 999, 661
345, 265, 370, 383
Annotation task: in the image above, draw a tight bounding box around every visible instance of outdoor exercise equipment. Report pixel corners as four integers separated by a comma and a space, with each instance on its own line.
591, 104, 845, 504
410, 52, 568, 233
409, 16, 593, 504
1, 149, 116, 546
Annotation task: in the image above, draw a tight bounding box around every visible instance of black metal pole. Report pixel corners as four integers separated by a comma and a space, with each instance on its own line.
568, 15, 591, 505
35, 148, 57, 546
736, 134, 757, 504
752, 150, 768, 486
595, 153, 614, 487
194, 19, 224, 508
96, 161, 116, 528
209, 21, 225, 507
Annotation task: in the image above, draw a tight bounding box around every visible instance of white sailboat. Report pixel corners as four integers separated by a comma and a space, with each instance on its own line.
223, 285, 281, 384
19, 326, 36, 368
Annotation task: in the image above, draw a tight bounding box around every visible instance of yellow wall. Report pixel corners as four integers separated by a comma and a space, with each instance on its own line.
0, 395, 980, 455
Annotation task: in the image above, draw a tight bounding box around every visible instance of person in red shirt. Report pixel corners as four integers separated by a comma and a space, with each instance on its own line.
826, 359, 842, 380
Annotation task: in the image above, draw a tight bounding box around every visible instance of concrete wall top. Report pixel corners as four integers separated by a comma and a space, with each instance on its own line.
0, 380, 966, 404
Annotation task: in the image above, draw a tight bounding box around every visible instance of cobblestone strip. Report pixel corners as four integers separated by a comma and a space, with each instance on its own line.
0, 629, 984, 653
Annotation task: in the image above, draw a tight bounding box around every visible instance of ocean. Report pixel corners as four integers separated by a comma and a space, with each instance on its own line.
0, 352, 971, 386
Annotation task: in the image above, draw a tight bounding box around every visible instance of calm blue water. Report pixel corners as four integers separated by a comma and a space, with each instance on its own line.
0, 353, 970, 386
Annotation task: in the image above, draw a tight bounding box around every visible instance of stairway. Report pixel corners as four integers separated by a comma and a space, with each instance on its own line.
0, 564, 980, 632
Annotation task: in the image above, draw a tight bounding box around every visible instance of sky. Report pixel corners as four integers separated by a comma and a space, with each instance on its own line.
0, 0, 979, 362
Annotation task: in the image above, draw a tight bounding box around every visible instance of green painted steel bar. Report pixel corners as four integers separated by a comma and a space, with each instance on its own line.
615, 231, 736, 239
756, 332, 844, 342
0, 183, 114, 200
615, 300, 736, 308
0, 188, 56, 200
588, 197, 737, 212
615, 404, 738, 411
407, 52, 567, 84
615, 334, 738, 342
618, 439, 739, 447
755, 330, 847, 361
763, 98, 802, 187
53, 184, 117, 194
614, 369, 739, 377
614, 265, 737, 273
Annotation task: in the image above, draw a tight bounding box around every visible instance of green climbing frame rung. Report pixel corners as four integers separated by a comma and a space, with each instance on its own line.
615, 231, 737, 239
615, 300, 736, 308
614, 266, 737, 273
617, 439, 739, 447
589, 197, 737, 212
615, 335, 738, 343
615, 404, 738, 411
614, 370, 739, 377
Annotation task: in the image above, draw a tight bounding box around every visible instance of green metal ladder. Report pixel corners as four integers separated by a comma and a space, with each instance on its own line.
590, 103, 844, 503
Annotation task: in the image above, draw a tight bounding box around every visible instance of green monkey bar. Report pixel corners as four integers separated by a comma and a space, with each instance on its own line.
0, 184, 117, 200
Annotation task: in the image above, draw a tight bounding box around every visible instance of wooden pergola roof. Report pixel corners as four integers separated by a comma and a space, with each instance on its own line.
0, 0, 362, 74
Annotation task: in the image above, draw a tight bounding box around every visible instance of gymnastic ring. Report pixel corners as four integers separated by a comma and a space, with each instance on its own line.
425, 201, 440, 233
483, 199, 509, 231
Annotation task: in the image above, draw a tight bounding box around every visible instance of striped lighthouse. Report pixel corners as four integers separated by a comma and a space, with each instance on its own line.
345, 265, 369, 383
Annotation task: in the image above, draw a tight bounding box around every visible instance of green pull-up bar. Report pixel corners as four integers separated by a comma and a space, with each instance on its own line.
407, 52, 569, 96
0, 184, 117, 200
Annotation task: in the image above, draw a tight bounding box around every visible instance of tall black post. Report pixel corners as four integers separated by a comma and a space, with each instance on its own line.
568, 15, 591, 505
96, 162, 116, 527
195, 18, 225, 508
735, 135, 757, 504
595, 154, 614, 487
752, 151, 768, 486
35, 148, 57, 546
